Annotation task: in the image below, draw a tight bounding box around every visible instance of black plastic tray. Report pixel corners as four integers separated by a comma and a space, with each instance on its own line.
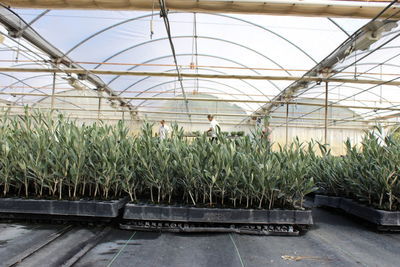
314, 195, 400, 226
0, 197, 128, 218
122, 203, 313, 225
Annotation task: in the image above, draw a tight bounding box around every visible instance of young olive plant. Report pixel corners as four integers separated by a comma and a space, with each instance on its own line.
0, 110, 320, 210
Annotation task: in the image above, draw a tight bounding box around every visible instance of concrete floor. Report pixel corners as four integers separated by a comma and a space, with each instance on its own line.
0, 208, 399, 267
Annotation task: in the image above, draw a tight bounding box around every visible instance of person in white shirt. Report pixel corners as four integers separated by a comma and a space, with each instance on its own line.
206, 115, 219, 142
158, 120, 170, 140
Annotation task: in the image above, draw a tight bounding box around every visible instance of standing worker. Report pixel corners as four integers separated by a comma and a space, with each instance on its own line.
158, 120, 170, 140
206, 115, 220, 142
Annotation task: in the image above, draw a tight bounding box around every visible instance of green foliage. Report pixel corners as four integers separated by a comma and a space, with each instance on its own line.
0, 111, 316, 210
236, 131, 245, 137
313, 128, 400, 211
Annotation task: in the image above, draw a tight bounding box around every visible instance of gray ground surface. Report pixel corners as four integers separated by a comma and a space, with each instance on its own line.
0, 207, 399, 267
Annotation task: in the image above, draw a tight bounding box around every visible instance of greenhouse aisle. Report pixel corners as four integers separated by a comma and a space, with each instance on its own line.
0, 207, 399, 267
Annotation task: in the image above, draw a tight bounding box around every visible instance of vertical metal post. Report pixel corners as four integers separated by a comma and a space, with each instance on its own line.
97, 89, 102, 121
51, 72, 56, 110
324, 82, 329, 144
285, 102, 289, 146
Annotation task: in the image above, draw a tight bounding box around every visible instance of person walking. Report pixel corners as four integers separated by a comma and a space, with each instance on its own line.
206, 115, 220, 142
158, 120, 170, 140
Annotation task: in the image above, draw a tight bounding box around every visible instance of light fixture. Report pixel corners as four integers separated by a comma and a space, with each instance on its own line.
66, 77, 90, 90
348, 21, 398, 54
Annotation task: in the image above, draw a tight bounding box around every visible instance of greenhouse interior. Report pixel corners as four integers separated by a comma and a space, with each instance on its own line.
0, 0, 400, 266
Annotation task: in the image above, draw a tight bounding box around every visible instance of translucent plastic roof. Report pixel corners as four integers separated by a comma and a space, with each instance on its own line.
0, 5, 399, 127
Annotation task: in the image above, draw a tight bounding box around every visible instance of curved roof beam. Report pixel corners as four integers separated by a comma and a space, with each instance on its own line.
132, 79, 260, 111
327, 18, 350, 37
13, 9, 50, 38
130, 78, 262, 110
300, 84, 393, 107
117, 67, 268, 101
331, 73, 400, 85
137, 86, 252, 112
0, 72, 55, 100
336, 46, 400, 68
2, 54, 276, 102
0, 28, 49, 63
212, 13, 317, 64
62, 12, 316, 65
345, 62, 400, 69
3, 63, 46, 68
131, 77, 255, 100
105, 53, 280, 96
10, 80, 94, 111
0, 73, 86, 109
0, 73, 52, 92
15, 85, 87, 111
10, 84, 86, 111
32, 82, 94, 111
285, 74, 399, 125
0, 7, 133, 109
293, 70, 400, 101
94, 35, 289, 76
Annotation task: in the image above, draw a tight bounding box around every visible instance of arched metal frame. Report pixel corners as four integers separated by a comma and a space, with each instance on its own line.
1, 11, 300, 111
278, 74, 400, 128
11, 55, 274, 104
327, 18, 350, 37
62, 12, 317, 64
136, 87, 254, 116
0, 28, 83, 106
338, 46, 400, 65
138, 85, 245, 106
292, 62, 400, 102
108, 53, 280, 98
15, 9, 50, 38
292, 74, 399, 111
332, 31, 400, 79
32, 82, 97, 111
300, 84, 393, 107
93, 35, 290, 76
1, 74, 53, 92
8, 68, 265, 111
119, 67, 267, 101
274, 56, 400, 115
129, 78, 262, 111
0, 74, 88, 110
4, 8, 399, 124
52, 11, 319, 110
0, 28, 51, 67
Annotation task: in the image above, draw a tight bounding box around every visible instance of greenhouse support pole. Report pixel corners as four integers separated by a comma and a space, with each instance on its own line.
324, 82, 328, 145
97, 90, 102, 121
285, 102, 289, 146
51, 72, 56, 110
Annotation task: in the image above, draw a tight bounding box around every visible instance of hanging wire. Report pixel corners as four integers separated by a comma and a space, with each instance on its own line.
150, 0, 155, 39
190, 13, 199, 94
158, 0, 191, 122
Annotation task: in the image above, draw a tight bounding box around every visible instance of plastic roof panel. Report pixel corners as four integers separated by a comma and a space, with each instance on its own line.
2, 4, 400, 127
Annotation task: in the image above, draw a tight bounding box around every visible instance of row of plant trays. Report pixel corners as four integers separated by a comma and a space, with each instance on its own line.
0, 198, 128, 221
120, 203, 313, 235
0, 198, 313, 234
314, 195, 400, 229
122, 203, 312, 224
